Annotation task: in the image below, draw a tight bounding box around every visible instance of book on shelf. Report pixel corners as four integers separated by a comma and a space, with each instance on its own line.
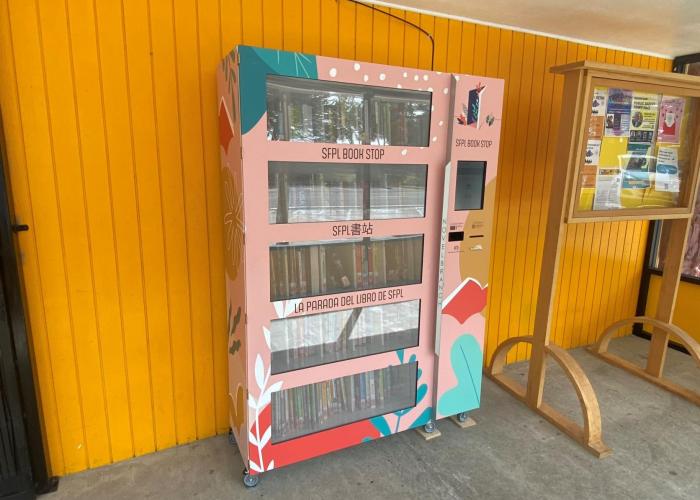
272, 365, 415, 440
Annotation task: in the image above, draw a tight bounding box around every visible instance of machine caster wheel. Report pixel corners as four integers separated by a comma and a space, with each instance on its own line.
242, 469, 259, 488
228, 428, 235, 446
423, 421, 436, 434
457, 412, 468, 423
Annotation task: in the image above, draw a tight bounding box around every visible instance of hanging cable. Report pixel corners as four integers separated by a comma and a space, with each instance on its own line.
340, 0, 435, 70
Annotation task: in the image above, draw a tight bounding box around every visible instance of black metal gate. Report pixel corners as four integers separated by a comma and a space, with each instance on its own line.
0, 136, 54, 498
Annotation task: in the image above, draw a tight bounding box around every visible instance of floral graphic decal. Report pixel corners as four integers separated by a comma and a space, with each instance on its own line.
437, 334, 482, 416
221, 166, 244, 280
228, 303, 242, 355
247, 327, 283, 474
230, 383, 246, 433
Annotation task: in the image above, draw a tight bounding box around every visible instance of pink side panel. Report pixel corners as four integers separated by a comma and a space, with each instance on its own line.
217, 50, 249, 464
435, 75, 504, 419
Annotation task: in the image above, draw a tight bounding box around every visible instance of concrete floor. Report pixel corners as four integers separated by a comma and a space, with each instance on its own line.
44, 335, 699, 499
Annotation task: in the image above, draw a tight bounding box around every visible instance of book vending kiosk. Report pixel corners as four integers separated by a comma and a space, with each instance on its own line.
217, 46, 503, 487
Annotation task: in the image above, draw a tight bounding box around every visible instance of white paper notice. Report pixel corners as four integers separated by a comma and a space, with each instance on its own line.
593, 168, 622, 210
655, 147, 680, 193
584, 139, 601, 166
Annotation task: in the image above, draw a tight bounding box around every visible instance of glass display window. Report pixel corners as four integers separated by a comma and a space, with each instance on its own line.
271, 362, 417, 443
269, 162, 427, 224
269, 235, 424, 301
266, 75, 431, 146
575, 83, 699, 216
269, 299, 420, 374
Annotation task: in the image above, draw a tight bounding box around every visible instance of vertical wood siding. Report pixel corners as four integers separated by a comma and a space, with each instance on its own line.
0, 0, 669, 475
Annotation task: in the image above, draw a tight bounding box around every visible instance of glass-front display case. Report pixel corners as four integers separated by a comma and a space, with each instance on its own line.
550, 61, 700, 222
267, 75, 431, 146
577, 85, 699, 214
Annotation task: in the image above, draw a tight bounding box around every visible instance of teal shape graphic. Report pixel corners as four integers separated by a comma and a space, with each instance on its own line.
237, 45, 318, 134
437, 334, 483, 416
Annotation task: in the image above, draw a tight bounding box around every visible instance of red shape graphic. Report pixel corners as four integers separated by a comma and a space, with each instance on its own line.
442, 278, 487, 324
247, 405, 382, 471
219, 100, 234, 153
270, 419, 380, 468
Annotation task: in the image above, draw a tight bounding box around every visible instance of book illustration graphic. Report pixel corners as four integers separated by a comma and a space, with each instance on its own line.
456, 83, 486, 127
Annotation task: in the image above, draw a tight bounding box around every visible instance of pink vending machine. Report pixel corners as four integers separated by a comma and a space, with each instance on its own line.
217, 46, 503, 487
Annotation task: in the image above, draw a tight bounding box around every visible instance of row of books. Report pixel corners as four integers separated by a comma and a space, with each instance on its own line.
269, 300, 420, 373
269, 236, 424, 301
268, 163, 427, 223
271, 363, 416, 443
266, 76, 430, 146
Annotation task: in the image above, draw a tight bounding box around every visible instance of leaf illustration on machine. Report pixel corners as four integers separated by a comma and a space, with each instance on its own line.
247, 343, 281, 473
263, 326, 271, 349
437, 334, 483, 417
229, 340, 241, 356
228, 304, 242, 356
258, 381, 283, 409
255, 355, 267, 391
283, 299, 301, 318
258, 427, 271, 448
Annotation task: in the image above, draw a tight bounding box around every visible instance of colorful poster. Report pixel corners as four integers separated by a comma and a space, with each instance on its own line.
655, 146, 680, 192
629, 92, 659, 143
658, 96, 686, 143
593, 168, 622, 210
605, 89, 632, 137
599, 137, 628, 167
584, 139, 601, 166
588, 87, 607, 139
625, 142, 653, 170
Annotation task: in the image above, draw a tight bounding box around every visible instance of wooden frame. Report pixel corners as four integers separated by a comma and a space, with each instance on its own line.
487, 61, 700, 458
557, 62, 700, 223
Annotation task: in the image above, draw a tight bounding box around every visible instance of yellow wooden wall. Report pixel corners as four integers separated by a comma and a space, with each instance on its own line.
0, 0, 670, 476
646, 276, 700, 343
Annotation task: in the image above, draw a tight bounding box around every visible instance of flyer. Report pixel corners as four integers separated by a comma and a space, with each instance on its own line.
625, 142, 653, 171
629, 92, 659, 143
584, 139, 601, 166
588, 87, 608, 139
655, 146, 680, 192
604, 88, 632, 137
599, 137, 628, 167
658, 96, 686, 143
593, 167, 622, 210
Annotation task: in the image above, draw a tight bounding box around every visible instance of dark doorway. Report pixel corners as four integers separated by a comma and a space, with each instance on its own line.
0, 136, 55, 498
